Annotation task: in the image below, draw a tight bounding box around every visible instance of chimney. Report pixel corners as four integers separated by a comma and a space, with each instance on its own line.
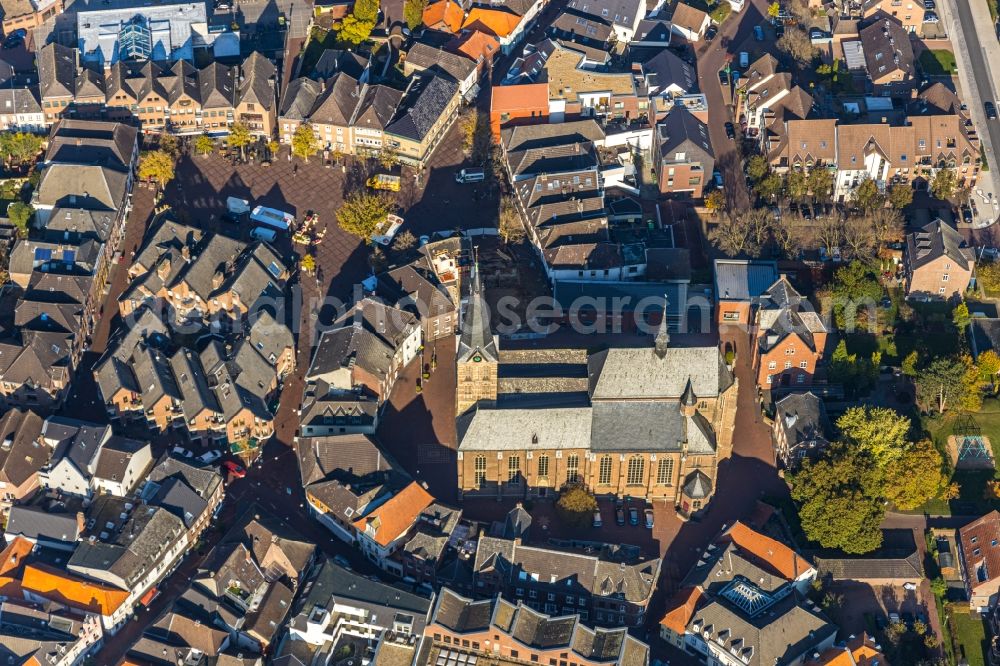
76, 511, 86, 533
157, 257, 171, 279
181, 245, 191, 262
212, 270, 224, 290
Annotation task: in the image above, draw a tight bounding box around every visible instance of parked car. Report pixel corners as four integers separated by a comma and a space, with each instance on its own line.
222, 460, 246, 478
616, 507, 626, 525
718, 69, 729, 86
725, 122, 736, 140
172, 446, 193, 458
644, 509, 654, 529
713, 170, 724, 188
923, 0, 934, 8
775, 24, 785, 38
801, 205, 812, 220
593, 510, 603, 528
923, 11, 938, 22
754, 25, 764, 40
962, 205, 973, 224
986, 101, 998, 120
198, 450, 222, 464
706, 25, 718, 40
628, 507, 639, 526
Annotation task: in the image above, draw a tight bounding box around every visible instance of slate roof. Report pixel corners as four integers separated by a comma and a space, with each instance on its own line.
239, 52, 277, 110
310, 49, 369, 80
587, 344, 734, 400
279, 77, 322, 120
658, 106, 714, 163
5, 505, 80, 544
774, 392, 830, 452
473, 537, 661, 604
640, 47, 697, 95
93, 436, 149, 484
907, 218, 974, 271
859, 13, 914, 83
406, 42, 477, 83
0, 409, 46, 487
45, 119, 137, 170
815, 551, 923, 581
35, 164, 128, 211
37, 43, 77, 100
68, 505, 186, 588
457, 264, 497, 364
565, 0, 642, 28
386, 73, 459, 142
0, 88, 41, 116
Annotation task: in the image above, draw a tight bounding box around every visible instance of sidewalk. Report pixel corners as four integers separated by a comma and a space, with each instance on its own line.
942, 0, 1000, 227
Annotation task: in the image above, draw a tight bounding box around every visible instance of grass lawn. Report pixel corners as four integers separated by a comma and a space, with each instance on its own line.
919, 49, 958, 76
916, 399, 1000, 514
949, 605, 988, 666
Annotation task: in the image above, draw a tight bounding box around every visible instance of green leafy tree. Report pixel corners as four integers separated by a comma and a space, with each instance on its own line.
267, 139, 280, 156
767, 1, 780, 16
339, 13, 376, 44
393, 230, 417, 251
194, 134, 215, 157
6, 201, 33, 236
915, 356, 970, 413
159, 134, 180, 158
807, 167, 834, 203
705, 190, 726, 215
292, 123, 321, 162
0, 132, 43, 168
828, 341, 877, 397
791, 446, 885, 554
138, 150, 175, 191
978, 349, 1000, 384
883, 439, 946, 510
851, 177, 883, 211
227, 122, 253, 159
953, 302, 971, 331
556, 485, 598, 529
979, 261, 1000, 293
755, 172, 784, 201
902, 350, 920, 376
831, 260, 882, 329
931, 169, 957, 201
836, 406, 912, 469
746, 155, 770, 183
337, 191, 394, 243
352, 0, 379, 22
300, 253, 316, 273
403, 0, 426, 29
887, 183, 913, 209
785, 170, 808, 202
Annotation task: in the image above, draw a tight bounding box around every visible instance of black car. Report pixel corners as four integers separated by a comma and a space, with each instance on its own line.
923, 0, 935, 8
705, 25, 718, 41
725, 122, 736, 140
775, 24, 785, 38
987, 101, 999, 120
962, 205, 973, 224
718, 69, 729, 85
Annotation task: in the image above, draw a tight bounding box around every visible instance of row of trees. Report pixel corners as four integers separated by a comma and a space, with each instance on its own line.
791, 406, 947, 553
709, 205, 904, 260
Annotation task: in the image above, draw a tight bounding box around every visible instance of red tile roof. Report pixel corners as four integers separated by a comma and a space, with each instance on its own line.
722, 521, 812, 581
21, 563, 129, 615
659, 586, 702, 634
353, 481, 435, 547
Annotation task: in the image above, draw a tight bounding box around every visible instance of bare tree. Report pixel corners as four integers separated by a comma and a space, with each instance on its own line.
773, 214, 810, 258
710, 209, 773, 257
869, 207, 905, 245
498, 196, 526, 245
776, 27, 816, 66
841, 215, 878, 259
815, 216, 843, 255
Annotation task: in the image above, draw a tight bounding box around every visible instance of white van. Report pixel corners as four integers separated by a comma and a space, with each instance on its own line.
251, 226, 277, 242
455, 168, 485, 184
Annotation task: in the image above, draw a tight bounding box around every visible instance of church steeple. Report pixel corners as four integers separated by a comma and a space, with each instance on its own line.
681, 377, 697, 417
654, 294, 670, 359
457, 254, 498, 364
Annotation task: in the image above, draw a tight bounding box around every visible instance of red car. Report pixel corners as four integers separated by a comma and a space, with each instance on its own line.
222, 461, 246, 478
